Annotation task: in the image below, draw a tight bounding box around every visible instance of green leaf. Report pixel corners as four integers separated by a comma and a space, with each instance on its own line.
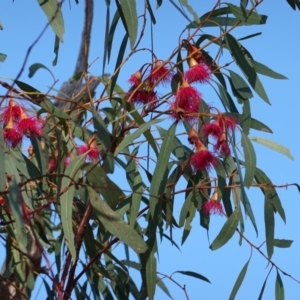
52, 34, 60, 66
250, 118, 273, 133
210, 209, 239, 250
0, 53, 7, 62
255, 168, 286, 223
110, 33, 128, 99
241, 100, 251, 135
106, 10, 120, 65
273, 239, 293, 248
249, 137, 294, 160
150, 122, 177, 217
60, 153, 87, 264
229, 70, 253, 99
227, 3, 267, 24
264, 195, 274, 259
84, 164, 125, 209
114, 119, 162, 156
156, 277, 173, 299
88, 187, 147, 254
146, 0, 157, 24
225, 34, 270, 104
146, 253, 157, 300
229, 258, 250, 300
8, 179, 27, 253
258, 275, 269, 300
241, 131, 256, 187
178, 0, 199, 22
215, 82, 239, 113
37, 0, 65, 41
275, 271, 285, 300
15, 80, 70, 119
28, 63, 53, 78
119, 0, 137, 49
175, 271, 211, 284
252, 60, 288, 79
0, 127, 5, 191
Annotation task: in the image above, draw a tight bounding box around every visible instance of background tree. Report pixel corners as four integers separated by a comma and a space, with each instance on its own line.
0, 0, 299, 299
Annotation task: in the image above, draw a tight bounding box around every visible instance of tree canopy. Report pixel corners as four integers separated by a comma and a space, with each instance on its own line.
0, 0, 299, 299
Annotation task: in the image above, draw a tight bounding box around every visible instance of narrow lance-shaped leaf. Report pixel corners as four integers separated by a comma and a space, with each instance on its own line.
210, 208, 239, 250
149, 122, 177, 217
225, 34, 270, 104
273, 239, 293, 248
60, 153, 87, 264
156, 277, 173, 299
119, 0, 137, 49
28, 63, 53, 78
264, 195, 275, 259
114, 119, 162, 156
241, 131, 256, 187
0, 127, 5, 191
87, 187, 148, 254
175, 271, 211, 284
229, 258, 250, 300
37, 0, 65, 41
249, 137, 294, 160
275, 271, 285, 300
252, 60, 288, 79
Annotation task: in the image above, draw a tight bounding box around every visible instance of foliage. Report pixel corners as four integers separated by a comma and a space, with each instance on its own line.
0, 0, 299, 299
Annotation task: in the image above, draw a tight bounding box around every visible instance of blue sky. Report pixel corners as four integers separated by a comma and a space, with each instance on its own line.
1, 0, 300, 299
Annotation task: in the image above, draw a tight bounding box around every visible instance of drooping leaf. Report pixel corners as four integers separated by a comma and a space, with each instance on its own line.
149, 122, 177, 217
28, 63, 53, 78
210, 209, 239, 250
250, 137, 294, 160
88, 187, 148, 254
178, 0, 199, 22
255, 168, 286, 223
37, 0, 65, 41
110, 33, 128, 99
156, 277, 173, 299
114, 119, 162, 156
275, 271, 285, 300
8, 178, 27, 253
60, 153, 87, 264
227, 3, 267, 24
225, 34, 270, 104
175, 271, 211, 284
118, 0, 137, 49
228, 70, 253, 99
15, 81, 71, 119
250, 118, 273, 133
0, 53, 7, 62
241, 99, 251, 135
229, 258, 250, 300
0, 127, 5, 191
146, 0, 157, 24
264, 195, 275, 259
273, 239, 293, 248
252, 60, 288, 79
241, 131, 256, 187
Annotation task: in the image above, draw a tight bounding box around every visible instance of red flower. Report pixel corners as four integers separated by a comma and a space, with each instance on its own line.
3, 128, 22, 148
202, 199, 223, 216
170, 82, 201, 122
190, 150, 217, 172
17, 117, 43, 137
78, 141, 100, 163
148, 60, 173, 86
126, 90, 157, 105
218, 116, 237, 132
214, 139, 231, 157
203, 123, 223, 139
49, 159, 56, 172
128, 70, 142, 86
0, 99, 22, 124
185, 61, 211, 84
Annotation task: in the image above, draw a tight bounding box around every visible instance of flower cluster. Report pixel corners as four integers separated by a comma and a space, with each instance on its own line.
0, 99, 44, 148
202, 190, 223, 216
126, 59, 173, 106
78, 134, 100, 163
203, 114, 237, 156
